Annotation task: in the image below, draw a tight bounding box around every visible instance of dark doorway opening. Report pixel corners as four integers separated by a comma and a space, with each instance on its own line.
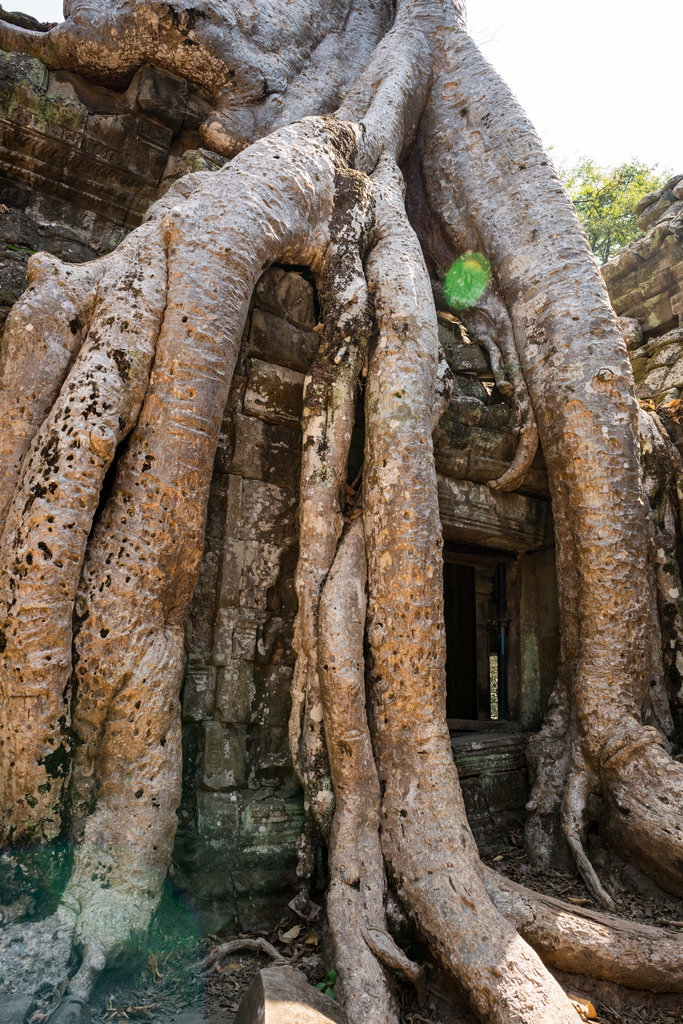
444, 562, 478, 720
443, 544, 516, 725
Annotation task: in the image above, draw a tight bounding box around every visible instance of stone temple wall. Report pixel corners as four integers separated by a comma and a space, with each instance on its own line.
604, 174, 683, 453
0, 48, 224, 325
173, 268, 320, 934
604, 174, 683, 339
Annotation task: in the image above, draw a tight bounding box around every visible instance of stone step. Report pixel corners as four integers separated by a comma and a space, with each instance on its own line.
451, 730, 528, 778
234, 967, 347, 1024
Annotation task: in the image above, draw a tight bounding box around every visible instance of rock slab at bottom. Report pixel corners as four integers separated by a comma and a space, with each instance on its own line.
0, 995, 35, 1024
234, 967, 347, 1024
46, 997, 90, 1024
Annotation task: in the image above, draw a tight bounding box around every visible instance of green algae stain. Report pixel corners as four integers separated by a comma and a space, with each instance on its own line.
443, 252, 491, 310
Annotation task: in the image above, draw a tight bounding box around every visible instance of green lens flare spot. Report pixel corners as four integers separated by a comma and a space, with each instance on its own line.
443, 252, 491, 310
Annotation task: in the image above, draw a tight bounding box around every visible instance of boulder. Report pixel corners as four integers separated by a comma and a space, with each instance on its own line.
0, 995, 34, 1024
234, 966, 347, 1024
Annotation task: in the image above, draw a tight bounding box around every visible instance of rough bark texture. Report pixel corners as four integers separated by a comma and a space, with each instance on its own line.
363, 155, 578, 1024
483, 868, 683, 994
319, 518, 400, 1024
289, 170, 374, 840
0, 0, 682, 1021
421, 18, 683, 902
0, 223, 166, 843
1, 114, 367, 996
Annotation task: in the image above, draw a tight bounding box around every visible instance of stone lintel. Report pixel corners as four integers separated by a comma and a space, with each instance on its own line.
437, 475, 547, 553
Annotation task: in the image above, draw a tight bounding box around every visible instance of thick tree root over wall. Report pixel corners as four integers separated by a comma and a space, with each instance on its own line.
1, 0, 683, 1021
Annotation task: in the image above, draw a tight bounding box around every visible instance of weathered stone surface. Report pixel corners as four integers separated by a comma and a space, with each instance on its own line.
631, 326, 683, 405
451, 732, 528, 778
0, 907, 74, 994
437, 476, 548, 552
604, 173, 683, 339
243, 358, 306, 427
175, 290, 307, 924
0, 995, 34, 1024
228, 412, 301, 491
433, 417, 549, 499
234, 967, 347, 1024
0, 48, 219, 248
453, 732, 529, 855
246, 307, 319, 374
438, 321, 490, 375
0, 206, 97, 322
253, 266, 317, 329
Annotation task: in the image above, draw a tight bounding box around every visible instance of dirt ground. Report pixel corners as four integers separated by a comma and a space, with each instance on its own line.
21, 831, 683, 1024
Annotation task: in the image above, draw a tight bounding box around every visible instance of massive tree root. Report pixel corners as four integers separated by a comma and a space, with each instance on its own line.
420, 17, 683, 904
2, 0, 683, 1021
0, 0, 393, 156
320, 517, 414, 1024
288, 168, 374, 843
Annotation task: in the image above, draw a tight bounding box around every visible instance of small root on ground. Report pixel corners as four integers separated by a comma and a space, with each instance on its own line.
482, 833, 683, 935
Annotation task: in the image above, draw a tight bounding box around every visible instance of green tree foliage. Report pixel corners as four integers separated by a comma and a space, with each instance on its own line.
560, 158, 669, 265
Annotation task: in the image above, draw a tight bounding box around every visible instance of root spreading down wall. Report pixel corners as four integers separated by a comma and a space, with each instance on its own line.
0, 44, 564, 934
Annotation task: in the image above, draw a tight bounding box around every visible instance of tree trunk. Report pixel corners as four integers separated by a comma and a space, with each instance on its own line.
419, 21, 683, 903
0, 1, 682, 1021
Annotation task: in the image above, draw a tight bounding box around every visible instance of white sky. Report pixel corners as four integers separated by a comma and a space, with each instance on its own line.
467, 0, 681, 174
9, 0, 683, 175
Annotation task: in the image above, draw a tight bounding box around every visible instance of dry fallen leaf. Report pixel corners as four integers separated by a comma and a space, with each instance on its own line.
567, 897, 593, 906
304, 933, 319, 947
146, 954, 164, 982
279, 924, 301, 943
567, 994, 597, 1020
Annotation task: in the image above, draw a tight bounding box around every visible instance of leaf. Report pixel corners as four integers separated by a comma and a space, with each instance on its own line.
567, 897, 592, 906
493, 855, 504, 863
326, 969, 337, 985
567, 994, 597, 1020
315, 982, 326, 991
281, 924, 301, 942
324, 988, 336, 1000
146, 955, 163, 983
304, 933, 318, 946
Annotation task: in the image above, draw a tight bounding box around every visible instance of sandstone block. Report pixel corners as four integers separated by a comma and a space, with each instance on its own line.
437, 475, 547, 551
438, 323, 489, 375
181, 664, 217, 722
247, 307, 319, 373
243, 358, 305, 427
0, 995, 34, 1024
215, 657, 252, 723
229, 413, 301, 492
636, 192, 676, 232
254, 267, 317, 328
234, 967, 347, 1024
